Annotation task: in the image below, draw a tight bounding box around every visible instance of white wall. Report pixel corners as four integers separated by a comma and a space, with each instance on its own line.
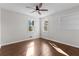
0, 8, 1, 48
41, 6, 79, 48
1, 8, 40, 46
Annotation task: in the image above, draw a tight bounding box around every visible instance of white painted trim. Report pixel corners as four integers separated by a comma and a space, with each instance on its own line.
40, 35, 49, 39
42, 37, 79, 48
0, 45, 1, 48
1, 35, 39, 46
1, 35, 79, 48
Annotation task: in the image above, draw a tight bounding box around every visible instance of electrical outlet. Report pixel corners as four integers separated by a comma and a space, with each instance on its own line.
29, 36, 32, 38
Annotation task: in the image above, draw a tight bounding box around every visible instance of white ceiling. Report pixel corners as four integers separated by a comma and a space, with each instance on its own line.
0, 3, 79, 18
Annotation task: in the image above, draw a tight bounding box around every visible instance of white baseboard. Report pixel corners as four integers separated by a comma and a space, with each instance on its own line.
1, 36, 79, 48
1, 35, 39, 46
41, 36, 49, 39
42, 37, 79, 48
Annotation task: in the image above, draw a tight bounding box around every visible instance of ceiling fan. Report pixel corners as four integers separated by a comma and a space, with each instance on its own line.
26, 3, 48, 15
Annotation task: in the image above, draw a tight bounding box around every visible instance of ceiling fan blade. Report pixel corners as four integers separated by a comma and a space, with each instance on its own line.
31, 10, 36, 13
26, 6, 35, 10
38, 11, 41, 15
39, 9, 48, 11
38, 3, 42, 8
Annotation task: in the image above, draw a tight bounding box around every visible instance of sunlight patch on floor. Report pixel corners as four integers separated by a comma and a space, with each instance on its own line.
26, 41, 35, 56
42, 42, 52, 56
49, 42, 69, 56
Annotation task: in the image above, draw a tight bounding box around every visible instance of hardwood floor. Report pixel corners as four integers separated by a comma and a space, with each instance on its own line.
0, 38, 79, 56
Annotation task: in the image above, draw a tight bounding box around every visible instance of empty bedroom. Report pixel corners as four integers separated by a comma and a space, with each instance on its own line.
0, 3, 79, 56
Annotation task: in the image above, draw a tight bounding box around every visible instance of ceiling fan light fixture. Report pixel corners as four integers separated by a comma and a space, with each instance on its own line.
26, 3, 48, 15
